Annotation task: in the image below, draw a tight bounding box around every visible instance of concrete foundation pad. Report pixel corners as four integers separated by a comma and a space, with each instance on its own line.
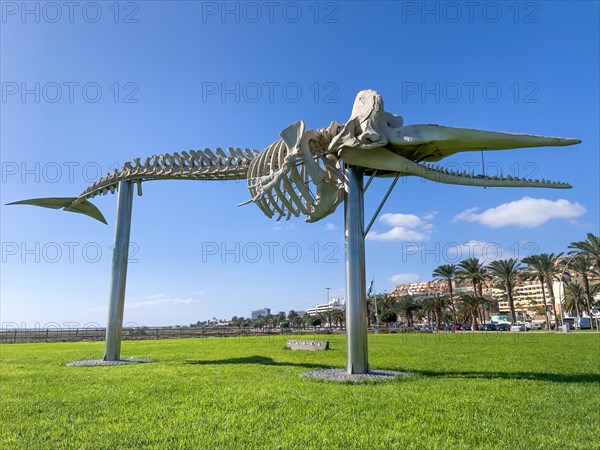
66, 358, 154, 367
301, 368, 410, 383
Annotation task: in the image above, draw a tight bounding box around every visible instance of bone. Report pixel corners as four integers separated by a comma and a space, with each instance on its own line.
245, 122, 343, 222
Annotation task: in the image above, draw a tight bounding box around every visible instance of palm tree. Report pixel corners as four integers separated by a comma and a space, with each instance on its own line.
562, 281, 588, 317
420, 296, 434, 326
264, 314, 275, 328
477, 268, 493, 321
458, 294, 485, 330
457, 258, 488, 321
315, 312, 327, 328
379, 310, 398, 328
566, 255, 595, 322
432, 264, 457, 322
395, 295, 420, 327
480, 295, 496, 323
330, 309, 346, 328
367, 293, 395, 327
456, 258, 485, 296
276, 311, 287, 326
287, 310, 299, 329
422, 294, 451, 331
309, 316, 322, 328
379, 293, 397, 312
487, 258, 522, 323
569, 233, 600, 272
522, 253, 562, 330
302, 312, 310, 329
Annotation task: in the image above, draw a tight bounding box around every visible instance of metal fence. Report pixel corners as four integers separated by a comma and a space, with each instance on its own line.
0, 326, 339, 344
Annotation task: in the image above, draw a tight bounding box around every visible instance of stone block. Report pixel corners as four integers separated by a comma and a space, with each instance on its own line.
286, 340, 329, 351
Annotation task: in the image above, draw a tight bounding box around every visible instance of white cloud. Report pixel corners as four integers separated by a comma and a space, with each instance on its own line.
325, 222, 337, 231
144, 293, 167, 300
367, 227, 428, 241
380, 213, 424, 228
390, 273, 420, 284
454, 197, 586, 228
454, 207, 479, 222
125, 294, 200, 310
274, 223, 296, 231
444, 240, 507, 263
367, 212, 433, 241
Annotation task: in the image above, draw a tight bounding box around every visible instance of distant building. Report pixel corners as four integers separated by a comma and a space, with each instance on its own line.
392, 277, 579, 322
391, 279, 472, 298
495, 281, 545, 314
251, 308, 271, 320
306, 298, 345, 317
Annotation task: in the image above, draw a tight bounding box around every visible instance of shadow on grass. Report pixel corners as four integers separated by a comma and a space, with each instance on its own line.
184, 357, 600, 384
409, 369, 600, 384
184, 355, 333, 370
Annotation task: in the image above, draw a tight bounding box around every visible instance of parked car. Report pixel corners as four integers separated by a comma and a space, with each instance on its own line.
483, 323, 497, 331
575, 317, 592, 330
528, 323, 543, 330
450, 324, 462, 331
496, 323, 510, 331
460, 324, 471, 331
511, 324, 526, 332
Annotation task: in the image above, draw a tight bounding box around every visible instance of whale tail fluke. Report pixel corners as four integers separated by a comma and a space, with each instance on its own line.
6, 197, 107, 224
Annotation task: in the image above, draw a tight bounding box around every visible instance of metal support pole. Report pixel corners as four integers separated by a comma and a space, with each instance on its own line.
103, 181, 134, 361
344, 166, 369, 374
364, 173, 401, 237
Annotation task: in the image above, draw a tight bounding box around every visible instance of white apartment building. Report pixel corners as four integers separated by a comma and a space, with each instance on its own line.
495, 281, 563, 317
393, 279, 566, 318
391, 280, 449, 298
306, 298, 345, 316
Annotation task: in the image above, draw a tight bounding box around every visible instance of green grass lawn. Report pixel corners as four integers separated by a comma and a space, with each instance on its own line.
1, 332, 599, 449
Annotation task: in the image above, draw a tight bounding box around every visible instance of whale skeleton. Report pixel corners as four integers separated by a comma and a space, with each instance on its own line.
8, 90, 581, 373
9, 90, 577, 224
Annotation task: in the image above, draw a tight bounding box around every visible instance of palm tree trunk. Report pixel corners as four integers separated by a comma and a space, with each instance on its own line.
477, 282, 486, 322
547, 282, 559, 329
580, 273, 594, 325
506, 282, 517, 323
539, 276, 551, 331
448, 279, 457, 323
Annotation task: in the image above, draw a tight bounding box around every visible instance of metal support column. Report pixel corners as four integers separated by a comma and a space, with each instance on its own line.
103, 181, 134, 361
344, 166, 369, 374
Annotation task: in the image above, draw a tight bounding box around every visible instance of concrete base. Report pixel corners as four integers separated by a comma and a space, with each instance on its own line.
301, 368, 410, 383
66, 358, 154, 367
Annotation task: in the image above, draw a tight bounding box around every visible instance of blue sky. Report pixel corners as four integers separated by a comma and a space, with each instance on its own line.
1, 1, 598, 327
